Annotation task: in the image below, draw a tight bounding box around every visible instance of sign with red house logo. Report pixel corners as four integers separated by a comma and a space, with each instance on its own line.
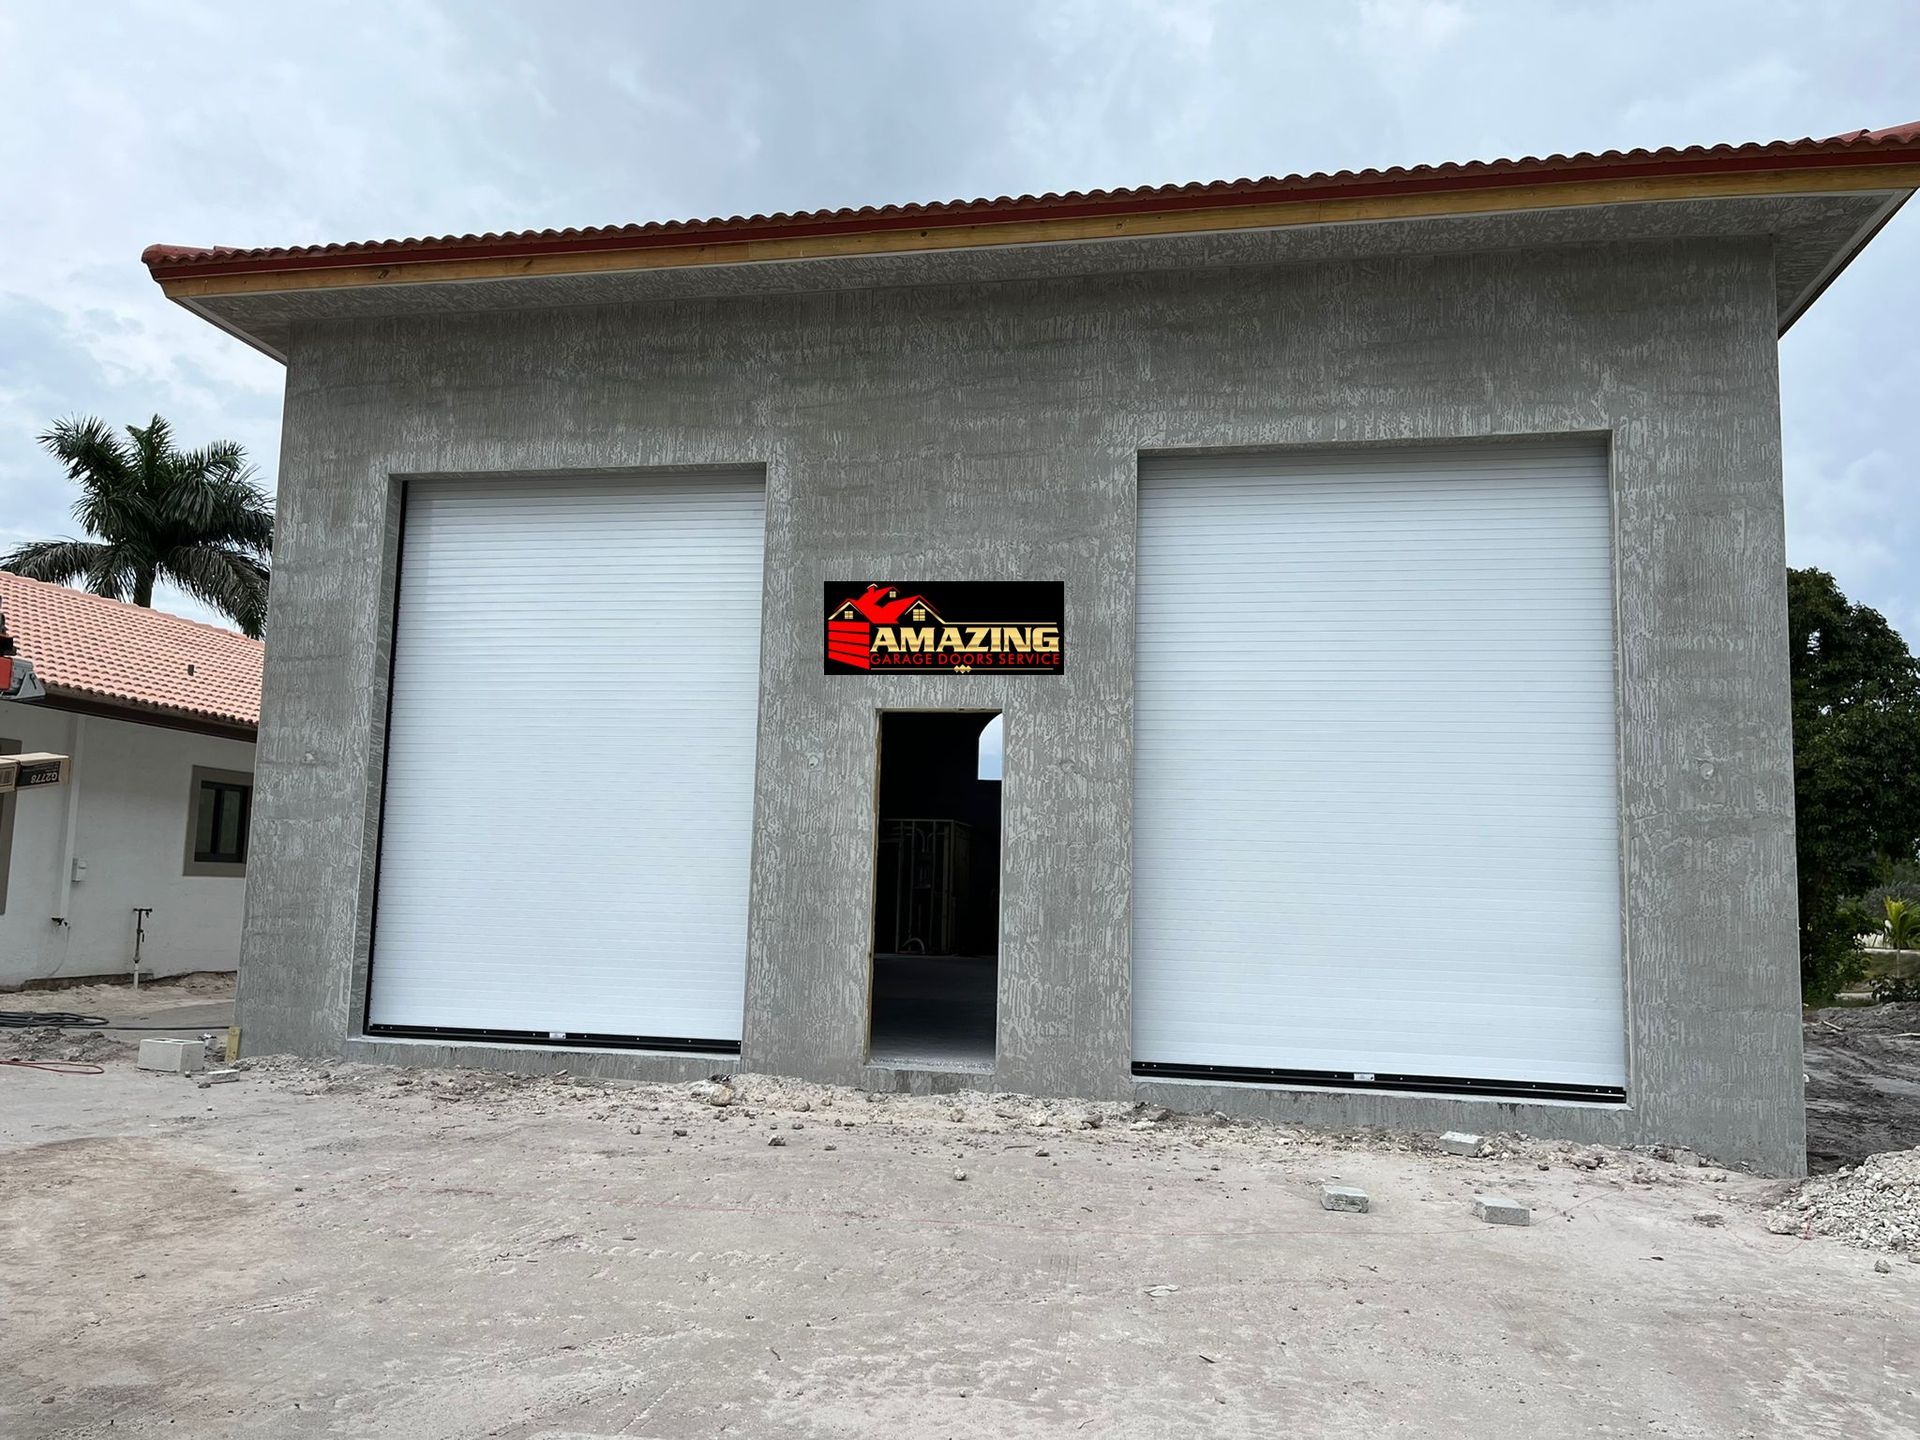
824, 583, 1064, 674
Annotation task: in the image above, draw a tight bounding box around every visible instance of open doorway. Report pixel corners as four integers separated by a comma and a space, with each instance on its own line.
868, 711, 1002, 1072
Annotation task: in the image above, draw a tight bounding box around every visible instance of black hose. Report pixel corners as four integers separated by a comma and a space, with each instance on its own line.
0, 1012, 223, 1031
0, 1011, 110, 1028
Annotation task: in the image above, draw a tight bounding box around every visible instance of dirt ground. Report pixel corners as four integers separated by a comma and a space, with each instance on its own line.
0, 973, 238, 1051
1, 972, 237, 1011
1804, 1001, 1920, 1171
4, 998, 1918, 1439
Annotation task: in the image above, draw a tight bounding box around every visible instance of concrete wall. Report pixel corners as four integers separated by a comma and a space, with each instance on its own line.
0, 702, 255, 987
238, 236, 1806, 1172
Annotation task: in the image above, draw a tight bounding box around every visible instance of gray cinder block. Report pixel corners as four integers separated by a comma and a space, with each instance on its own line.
1472, 1194, 1531, 1226
1321, 1185, 1370, 1213
137, 1038, 203, 1074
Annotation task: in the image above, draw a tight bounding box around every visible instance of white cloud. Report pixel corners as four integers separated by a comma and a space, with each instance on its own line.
1784, 447, 1907, 578
1354, 0, 1467, 55
1618, 55, 1808, 140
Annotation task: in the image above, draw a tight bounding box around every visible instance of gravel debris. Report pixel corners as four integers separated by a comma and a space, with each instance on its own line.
1767, 1147, 1920, 1253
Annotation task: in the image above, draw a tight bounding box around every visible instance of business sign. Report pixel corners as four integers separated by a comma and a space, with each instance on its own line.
825, 583, 1064, 674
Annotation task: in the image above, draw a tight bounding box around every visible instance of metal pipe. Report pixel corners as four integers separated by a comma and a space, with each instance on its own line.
132, 907, 153, 988
52, 713, 84, 973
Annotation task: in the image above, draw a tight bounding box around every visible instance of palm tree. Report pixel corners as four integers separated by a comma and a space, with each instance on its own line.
2, 415, 273, 638
1884, 898, 1920, 958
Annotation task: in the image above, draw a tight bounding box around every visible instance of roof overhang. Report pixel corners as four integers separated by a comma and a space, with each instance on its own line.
21, 688, 259, 744
145, 128, 1920, 363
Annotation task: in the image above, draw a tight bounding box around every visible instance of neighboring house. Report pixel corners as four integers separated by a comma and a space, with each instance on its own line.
0, 572, 261, 988
142, 121, 1920, 1174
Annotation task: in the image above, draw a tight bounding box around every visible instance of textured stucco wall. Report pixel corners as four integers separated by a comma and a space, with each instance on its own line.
239, 235, 1806, 1172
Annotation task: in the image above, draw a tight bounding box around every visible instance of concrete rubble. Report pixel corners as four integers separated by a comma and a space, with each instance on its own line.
1767, 1146, 1920, 1253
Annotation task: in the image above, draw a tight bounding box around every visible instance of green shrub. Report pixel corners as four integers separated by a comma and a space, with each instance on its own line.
1869, 974, 1920, 1004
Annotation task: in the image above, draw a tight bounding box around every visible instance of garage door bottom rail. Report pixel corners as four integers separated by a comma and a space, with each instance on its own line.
365, 1023, 741, 1056
1132, 1061, 1626, 1105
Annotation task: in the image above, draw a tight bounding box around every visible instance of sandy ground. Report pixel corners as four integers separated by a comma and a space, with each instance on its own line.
3, 1014, 1918, 1438
1, 972, 237, 1011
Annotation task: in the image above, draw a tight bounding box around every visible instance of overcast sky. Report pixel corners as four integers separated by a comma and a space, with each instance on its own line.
2, 1, 1915, 638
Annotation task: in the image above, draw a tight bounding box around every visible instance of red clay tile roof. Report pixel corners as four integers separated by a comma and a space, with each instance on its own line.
0, 573, 261, 730
141, 122, 1920, 280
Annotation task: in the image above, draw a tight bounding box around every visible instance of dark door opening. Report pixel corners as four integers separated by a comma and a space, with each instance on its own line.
868, 711, 1001, 1072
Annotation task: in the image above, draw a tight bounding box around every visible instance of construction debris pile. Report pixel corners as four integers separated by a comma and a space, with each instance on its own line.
1768, 1146, 1920, 1254
0, 1028, 126, 1065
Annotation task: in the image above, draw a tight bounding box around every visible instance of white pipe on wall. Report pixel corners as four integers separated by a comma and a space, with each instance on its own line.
52, 711, 84, 973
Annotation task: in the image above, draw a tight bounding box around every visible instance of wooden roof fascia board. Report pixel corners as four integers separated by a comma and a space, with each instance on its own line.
157, 164, 1920, 304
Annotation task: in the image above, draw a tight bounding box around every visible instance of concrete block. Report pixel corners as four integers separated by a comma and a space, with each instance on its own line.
1438, 1131, 1483, 1156
1472, 1194, 1531, 1226
1321, 1185, 1370, 1213
137, 1039, 203, 1074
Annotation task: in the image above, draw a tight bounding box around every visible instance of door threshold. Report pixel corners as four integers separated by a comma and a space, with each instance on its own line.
867, 1051, 995, 1076
862, 1060, 996, 1096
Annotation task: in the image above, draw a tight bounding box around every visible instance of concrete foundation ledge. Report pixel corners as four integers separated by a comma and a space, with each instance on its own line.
313, 1038, 1799, 1175
1131, 1075, 1795, 1178
1132, 1075, 1798, 1177
342, 1035, 727, 1085
1131, 1077, 1633, 1146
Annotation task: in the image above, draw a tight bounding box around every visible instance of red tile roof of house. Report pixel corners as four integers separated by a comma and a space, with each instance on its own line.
141, 122, 1920, 281
0, 572, 261, 730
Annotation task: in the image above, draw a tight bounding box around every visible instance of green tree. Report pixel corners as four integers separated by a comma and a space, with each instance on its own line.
1787, 567, 1920, 999
2, 415, 273, 638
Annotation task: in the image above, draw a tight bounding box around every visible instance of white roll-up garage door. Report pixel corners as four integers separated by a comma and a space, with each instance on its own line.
1134, 440, 1626, 1096
367, 472, 766, 1048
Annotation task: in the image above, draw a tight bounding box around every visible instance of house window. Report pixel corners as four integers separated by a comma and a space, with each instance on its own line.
183, 767, 253, 877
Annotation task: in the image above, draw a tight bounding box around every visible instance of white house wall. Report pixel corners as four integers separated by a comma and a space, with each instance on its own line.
0, 701, 255, 988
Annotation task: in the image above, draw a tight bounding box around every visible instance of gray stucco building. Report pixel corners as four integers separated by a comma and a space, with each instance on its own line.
146, 124, 1920, 1175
